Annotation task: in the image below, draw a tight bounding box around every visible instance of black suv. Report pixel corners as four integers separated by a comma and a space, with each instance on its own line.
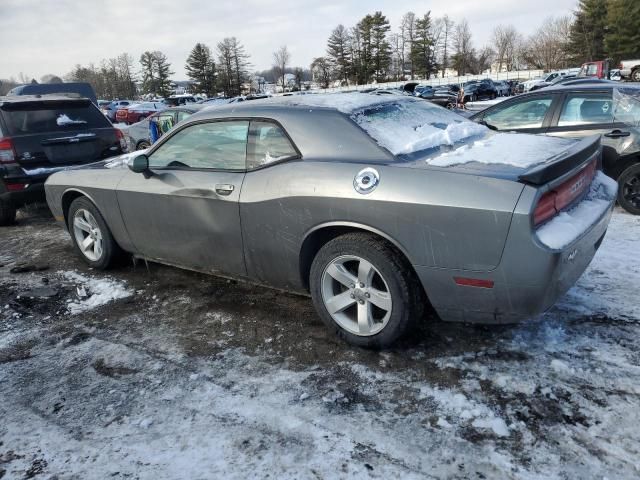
0, 95, 127, 225
463, 79, 499, 102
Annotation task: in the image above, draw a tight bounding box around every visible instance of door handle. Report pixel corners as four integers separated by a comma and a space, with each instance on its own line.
604, 130, 630, 138
215, 184, 235, 196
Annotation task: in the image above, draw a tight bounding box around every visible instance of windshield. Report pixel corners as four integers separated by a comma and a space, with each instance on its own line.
351, 100, 488, 159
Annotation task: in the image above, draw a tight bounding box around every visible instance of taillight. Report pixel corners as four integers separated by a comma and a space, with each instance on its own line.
115, 129, 128, 152
534, 191, 558, 225
0, 137, 16, 164
533, 159, 597, 226
6, 183, 27, 191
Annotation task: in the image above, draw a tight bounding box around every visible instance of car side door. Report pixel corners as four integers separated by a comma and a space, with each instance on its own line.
545, 90, 627, 173
476, 93, 559, 134
115, 119, 249, 276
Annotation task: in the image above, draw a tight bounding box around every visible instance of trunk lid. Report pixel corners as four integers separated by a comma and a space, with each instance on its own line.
1, 98, 124, 170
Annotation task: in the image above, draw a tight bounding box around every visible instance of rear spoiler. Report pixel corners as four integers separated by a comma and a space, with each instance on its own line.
518, 135, 601, 185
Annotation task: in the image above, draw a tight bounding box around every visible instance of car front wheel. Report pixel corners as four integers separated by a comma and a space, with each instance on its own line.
309, 233, 421, 348
618, 163, 640, 215
632, 69, 640, 82
68, 197, 121, 269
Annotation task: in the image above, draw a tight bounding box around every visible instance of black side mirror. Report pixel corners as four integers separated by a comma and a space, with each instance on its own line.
127, 154, 152, 178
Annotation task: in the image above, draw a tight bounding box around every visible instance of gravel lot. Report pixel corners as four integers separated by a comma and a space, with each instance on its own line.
1, 205, 639, 479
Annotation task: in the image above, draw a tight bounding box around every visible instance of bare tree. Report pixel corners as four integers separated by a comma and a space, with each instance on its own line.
452, 19, 473, 76
492, 25, 520, 72
400, 12, 416, 79
523, 16, 572, 71
438, 15, 454, 77
273, 45, 291, 92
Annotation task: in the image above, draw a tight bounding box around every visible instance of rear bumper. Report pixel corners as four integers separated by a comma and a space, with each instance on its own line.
415, 194, 615, 324
0, 181, 45, 207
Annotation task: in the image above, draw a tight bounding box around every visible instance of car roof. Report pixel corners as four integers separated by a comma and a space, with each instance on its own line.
193, 92, 416, 118
0, 94, 92, 106
539, 82, 634, 92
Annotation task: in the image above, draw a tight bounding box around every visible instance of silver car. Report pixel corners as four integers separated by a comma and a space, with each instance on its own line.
44, 93, 617, 347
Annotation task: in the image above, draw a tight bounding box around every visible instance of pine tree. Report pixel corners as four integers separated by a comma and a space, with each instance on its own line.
153, 51, 174, 98
568, 0, 608, 63
411, 12, 435, 79
605, 0, 640, 62
370, 11, 392, 82
185, 43, 216, 96
326, 25, 352, 85
139, 51, 157, 95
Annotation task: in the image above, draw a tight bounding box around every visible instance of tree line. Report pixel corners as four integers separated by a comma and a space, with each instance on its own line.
311, 0, 640, 87
2, 0, 637, 98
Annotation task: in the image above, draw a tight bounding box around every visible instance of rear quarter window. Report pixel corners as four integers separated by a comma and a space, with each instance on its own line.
1, 102, 111, 135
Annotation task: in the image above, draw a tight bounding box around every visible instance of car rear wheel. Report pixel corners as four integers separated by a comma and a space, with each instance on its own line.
617, 163, 640, 215
309, 233, 421, 348
0, 199, 17, 226
137, 140, 150, 150
68, 197, 121, 269
632, 69, 640, 82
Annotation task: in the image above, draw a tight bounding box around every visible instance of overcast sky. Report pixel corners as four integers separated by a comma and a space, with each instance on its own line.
0, 0, 578, 81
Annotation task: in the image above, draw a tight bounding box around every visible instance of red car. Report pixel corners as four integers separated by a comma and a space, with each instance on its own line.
115, 102, 165, 124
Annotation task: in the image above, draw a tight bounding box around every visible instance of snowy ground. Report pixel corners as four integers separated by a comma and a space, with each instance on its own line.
1, 206, 639, 479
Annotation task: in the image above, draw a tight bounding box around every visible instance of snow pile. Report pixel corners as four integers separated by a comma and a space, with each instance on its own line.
428, 132, 575, 168
56, 114, 87, 126
62, 271, 132, 314
536, 172, 617, 249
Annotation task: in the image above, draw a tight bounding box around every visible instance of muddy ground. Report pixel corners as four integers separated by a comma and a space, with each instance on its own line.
1, 205, 639, 479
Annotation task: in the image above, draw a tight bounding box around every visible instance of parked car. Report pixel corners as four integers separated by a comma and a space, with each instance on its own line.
114, 103, 139, 124
148, 104, 206, 144
618, 59, 640, 82
102, 100, 133, 122
0, 94, 127, 225
494, 80, 511, 96
523, 71, 577, 92
44, 93, 615, 347
118, 102, 165, 125
166, 95, 197, 107
463, 80, 498, 102
470, 83, 640, 214
414, 85, 457, 108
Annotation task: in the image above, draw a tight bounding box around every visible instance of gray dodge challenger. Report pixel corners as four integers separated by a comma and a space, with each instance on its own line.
45, 93, 618, 347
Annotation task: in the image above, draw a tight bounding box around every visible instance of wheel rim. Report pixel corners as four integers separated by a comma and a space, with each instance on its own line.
73, 209, 104, 261
137, 142, 149, 150
320, 255, 392, 337
622, 172, 640, 209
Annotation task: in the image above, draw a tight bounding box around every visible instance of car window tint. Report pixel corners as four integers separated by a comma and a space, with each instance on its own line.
247, 121, 297, 169
558, 94, 613, 126
2, 102, 111, 135
483, 96, 553, 129
149, 121, 248, 170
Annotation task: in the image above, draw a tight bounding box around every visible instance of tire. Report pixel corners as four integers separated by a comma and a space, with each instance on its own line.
137, 140, 151, 150
617, 163, 640, 215
67, 197, 122, 269
309, 233, 423, 348
632, 69, 640, 82
0, 199, 17, 226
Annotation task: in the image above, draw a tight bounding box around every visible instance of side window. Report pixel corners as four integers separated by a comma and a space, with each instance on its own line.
149, 121, 249, 170
176, 111, 192, 122
558, 94, 613, 126
247, 121, 298, 170
154, 113, 176, 135
483, 96, 553, 129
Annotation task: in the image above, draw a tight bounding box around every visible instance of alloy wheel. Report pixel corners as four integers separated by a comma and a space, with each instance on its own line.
622, 172, 640, 209
73, 209, 104, 261
320, 255, 392, 336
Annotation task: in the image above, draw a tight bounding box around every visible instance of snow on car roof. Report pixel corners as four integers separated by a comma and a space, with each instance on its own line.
254, 92, 413, 114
